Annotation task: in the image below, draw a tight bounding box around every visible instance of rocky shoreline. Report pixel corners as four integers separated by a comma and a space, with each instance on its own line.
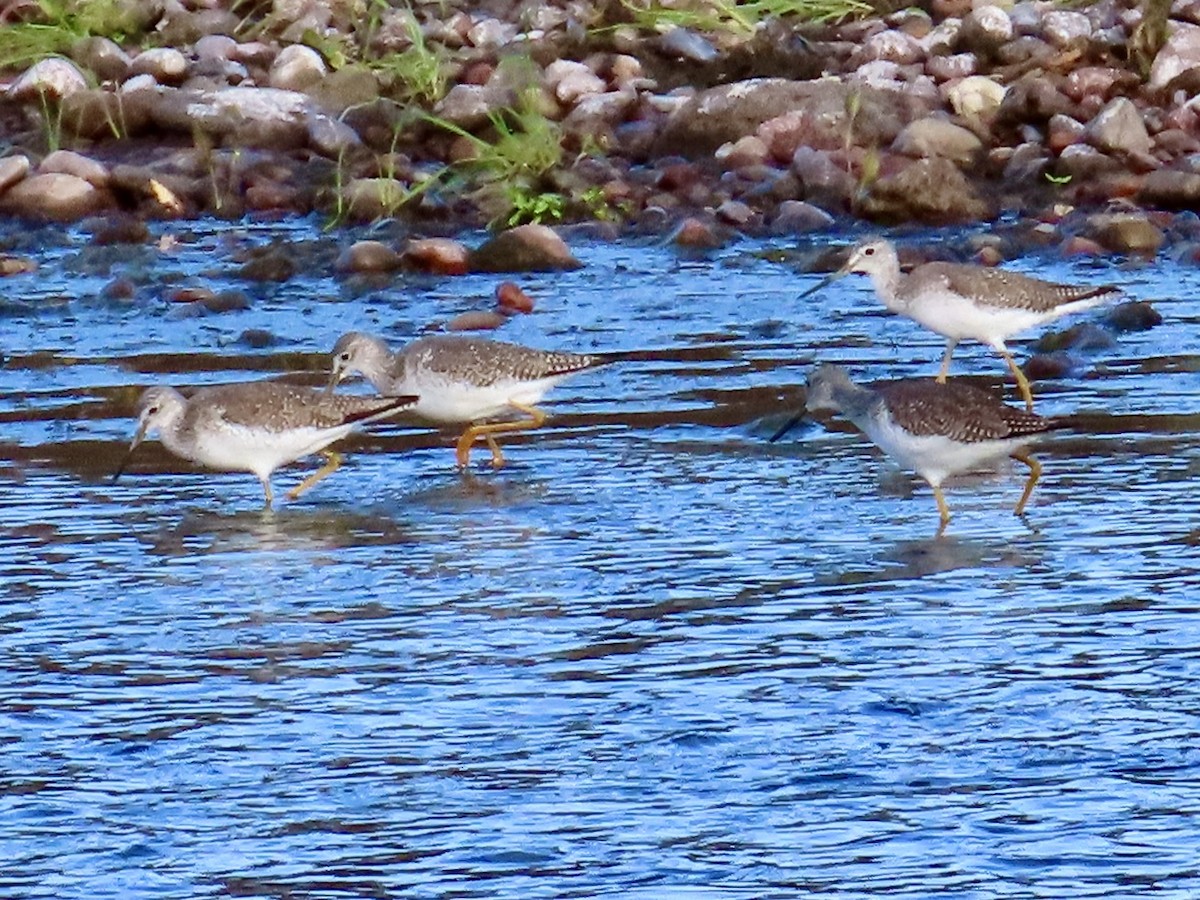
0, 0, 1198, 260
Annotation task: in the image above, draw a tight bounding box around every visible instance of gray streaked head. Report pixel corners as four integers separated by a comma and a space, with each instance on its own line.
114, 385, 187, 482
805, 363, 855, 413
133, 386, 187, 445
840, 238, 899, 278
328, 331, 395, 390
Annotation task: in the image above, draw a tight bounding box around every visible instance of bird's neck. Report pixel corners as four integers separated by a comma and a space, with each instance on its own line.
831, 382, 877, 428
868, 259, 904, 311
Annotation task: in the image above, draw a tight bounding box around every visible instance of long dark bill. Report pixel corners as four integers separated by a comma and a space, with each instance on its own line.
112, 422, 148, 483
768, 410, 807, 443
799, 271, 842, 299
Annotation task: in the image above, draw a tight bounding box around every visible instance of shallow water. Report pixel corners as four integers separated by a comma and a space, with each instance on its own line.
3, 218, 1200, 898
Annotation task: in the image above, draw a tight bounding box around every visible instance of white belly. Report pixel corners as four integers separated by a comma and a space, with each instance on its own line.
904, 290, 1046, 346
404, 374, 565, 423
168, 424, 346, 479
865, 414, 1030, 488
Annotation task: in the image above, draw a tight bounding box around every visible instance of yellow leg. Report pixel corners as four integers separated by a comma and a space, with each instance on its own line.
937, 339, 957, 384
1011, 450, 1042, 517
999, 347, 1035, 412
454, 403, 547, 468
933, 484, 951, 535
285, 450, 343, 501
484, 435, 506, 468
261, 479, 274, 509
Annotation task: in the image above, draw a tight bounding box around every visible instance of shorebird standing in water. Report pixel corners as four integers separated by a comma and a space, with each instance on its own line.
778, 364, 1065, 534
326, 331, 613, 468
114, 381, 418, 507
802, 239, 1121, 411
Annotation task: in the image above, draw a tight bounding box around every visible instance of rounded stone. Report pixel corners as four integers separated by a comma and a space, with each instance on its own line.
0, 155, 32, 193
1085, 97, 1152, 158
0, 173, 110, 221
768, 200, 835, 234
446, 310, 508, 331
892, 117, 983, 165
946, 75, 1006, 119
403, 238, 470, 275
130, 47, 189, 84
1041, 10, 1092, 47
335, 240, 403, 274
8, 58, 89, 101
269, 44, 327, 92
495, 281, 534, 314
958, 5, 1014, 55
468, 225, 582, 273
71, 36, 132, 81
195, 35, 239, 62
39, 150, 109, 188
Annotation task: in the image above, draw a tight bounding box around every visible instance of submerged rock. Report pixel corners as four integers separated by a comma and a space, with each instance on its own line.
468, 225, 582, 273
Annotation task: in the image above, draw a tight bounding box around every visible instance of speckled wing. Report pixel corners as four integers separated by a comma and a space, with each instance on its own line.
920, 262, 1120, 313
877, 380, 1059, 443
405, 336, 607, 387
188, 383, 415, 432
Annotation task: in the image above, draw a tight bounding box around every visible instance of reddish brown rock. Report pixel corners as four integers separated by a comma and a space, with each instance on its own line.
404, 238, 470, 275
496, 282, 534, 314
1060, 236, 1106, 257
669, 217, 724, 248
446, 310, 508, 331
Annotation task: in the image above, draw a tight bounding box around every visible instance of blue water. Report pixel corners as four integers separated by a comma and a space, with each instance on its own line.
2, 218, 1200, 898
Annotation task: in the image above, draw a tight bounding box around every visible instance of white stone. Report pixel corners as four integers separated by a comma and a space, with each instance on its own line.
467, 17, 516, 49
120, 74, 159, 93
920, 18, 961, 54
862, 29, 924, 64
1150, 22, 1200, 90
8, 58, 88, 101
964, 5, 1014, 44
545, 59, 606, 105
130, 47, 188, 83
188, 86, 312, 127
947, 75, 1007, 118
1042, 10, 1092, 47
269, 44, 327, 91
195, 35, 239, 62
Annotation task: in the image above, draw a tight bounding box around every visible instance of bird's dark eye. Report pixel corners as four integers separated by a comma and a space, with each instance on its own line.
339, 352, 351, 362
148, 404, 160, 414
864, 247, 875, 256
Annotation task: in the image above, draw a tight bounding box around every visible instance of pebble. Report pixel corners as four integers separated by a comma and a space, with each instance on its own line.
404, 238, 470, 275
129, 48, 188, 84
270, 44, 327, 92
335, 240, 403, 274
496, 282, 534, 314
446, 310, 508, 331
